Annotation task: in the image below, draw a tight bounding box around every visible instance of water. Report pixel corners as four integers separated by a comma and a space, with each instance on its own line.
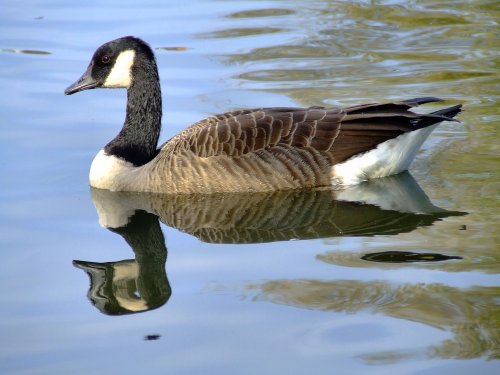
1, 1, 499, 374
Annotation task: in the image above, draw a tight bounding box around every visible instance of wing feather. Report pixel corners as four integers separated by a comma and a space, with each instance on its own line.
160, 100, 448, 163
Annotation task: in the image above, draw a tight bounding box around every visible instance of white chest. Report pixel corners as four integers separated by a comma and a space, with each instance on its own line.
89, 150, 137, 190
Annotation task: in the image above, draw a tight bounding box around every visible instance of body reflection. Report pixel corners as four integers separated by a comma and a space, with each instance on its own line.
75, 173, 463, 315
90, 172, 462, 244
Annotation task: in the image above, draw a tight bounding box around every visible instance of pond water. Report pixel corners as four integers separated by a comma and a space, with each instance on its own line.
1, 0, 499, 374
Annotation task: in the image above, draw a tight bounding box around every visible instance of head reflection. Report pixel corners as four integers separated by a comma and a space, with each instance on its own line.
74, 210, 170, 315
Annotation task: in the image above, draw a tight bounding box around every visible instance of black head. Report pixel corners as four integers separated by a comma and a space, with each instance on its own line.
64, 36, 156, 95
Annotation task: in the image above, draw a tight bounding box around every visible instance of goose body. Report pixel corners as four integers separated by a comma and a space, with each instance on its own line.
65, 36, 462, 194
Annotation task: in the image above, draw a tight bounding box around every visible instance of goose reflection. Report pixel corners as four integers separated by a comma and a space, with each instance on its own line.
74, 172, 464, 315
74, 210, 170, 315
90, 172, 463, 243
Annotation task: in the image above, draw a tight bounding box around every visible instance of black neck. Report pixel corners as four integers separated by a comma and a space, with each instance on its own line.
104, 58, 162, 166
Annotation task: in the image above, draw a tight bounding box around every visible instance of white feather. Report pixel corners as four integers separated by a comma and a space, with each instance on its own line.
89, 149, 137, 190
331, 124, 438, 186
103, 50, 135, 88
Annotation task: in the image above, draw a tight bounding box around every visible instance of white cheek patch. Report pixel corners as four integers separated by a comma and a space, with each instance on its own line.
103, 49, 135, 88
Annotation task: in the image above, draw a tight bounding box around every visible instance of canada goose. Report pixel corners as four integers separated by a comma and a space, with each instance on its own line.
65, 36, 462, 194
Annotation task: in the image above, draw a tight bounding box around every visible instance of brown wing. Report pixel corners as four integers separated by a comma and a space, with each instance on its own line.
161, 98, 448, 163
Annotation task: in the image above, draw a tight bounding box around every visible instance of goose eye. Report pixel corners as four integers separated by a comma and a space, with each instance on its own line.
101, 55, 111, 64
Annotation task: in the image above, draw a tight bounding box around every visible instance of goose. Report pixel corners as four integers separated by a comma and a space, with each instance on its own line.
65, 36, 462, 194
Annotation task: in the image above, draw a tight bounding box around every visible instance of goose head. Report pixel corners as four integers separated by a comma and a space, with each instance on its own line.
64, 36, 157, 95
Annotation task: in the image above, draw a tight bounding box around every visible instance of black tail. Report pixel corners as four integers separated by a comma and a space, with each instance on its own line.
346, 97, 462, 130
402, 97, 462, 120
401, 98, 462, 129
413, 104, 462, 129
430, 104, 462, 120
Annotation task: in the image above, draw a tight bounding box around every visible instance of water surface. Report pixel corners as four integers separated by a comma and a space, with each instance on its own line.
1, 1, 499, 374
